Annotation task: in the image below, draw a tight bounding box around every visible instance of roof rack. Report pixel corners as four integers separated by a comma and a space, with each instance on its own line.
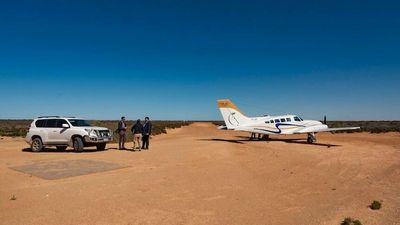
37, 116, 61, 118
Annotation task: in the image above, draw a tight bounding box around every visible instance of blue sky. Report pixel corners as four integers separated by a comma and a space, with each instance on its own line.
0, 0, 399, 120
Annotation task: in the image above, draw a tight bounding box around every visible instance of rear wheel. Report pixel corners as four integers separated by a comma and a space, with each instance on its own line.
96, 143, 106, 151
56, 146, 67, 151
31, 137, 43, 152
73, 137, 84, 152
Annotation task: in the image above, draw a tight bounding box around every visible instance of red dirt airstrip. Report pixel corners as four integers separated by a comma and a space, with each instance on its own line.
1, 122, 399, 225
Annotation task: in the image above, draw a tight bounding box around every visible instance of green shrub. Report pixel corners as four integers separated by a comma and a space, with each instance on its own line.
369, 200, 382, 210
341, 217, 362, 225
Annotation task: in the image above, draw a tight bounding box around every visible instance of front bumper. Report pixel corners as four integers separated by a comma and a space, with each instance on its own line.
84, 135, 113, 143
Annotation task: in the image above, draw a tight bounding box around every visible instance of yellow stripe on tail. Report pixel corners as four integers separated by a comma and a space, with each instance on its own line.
217, 99, 244, 115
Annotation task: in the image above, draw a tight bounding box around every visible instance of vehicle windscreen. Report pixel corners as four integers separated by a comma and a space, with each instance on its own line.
68, 119, 92, 127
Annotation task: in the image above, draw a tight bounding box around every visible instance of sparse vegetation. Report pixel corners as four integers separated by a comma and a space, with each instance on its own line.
341, 217, 362, 225
1, 120, 399, 138
91, 120, 191, 142
0, 120, 191, 142
325, 121, 400, 133
369, 200, 382, 210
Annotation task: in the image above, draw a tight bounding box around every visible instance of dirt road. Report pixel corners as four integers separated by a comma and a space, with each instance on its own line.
1, 123, 399, 225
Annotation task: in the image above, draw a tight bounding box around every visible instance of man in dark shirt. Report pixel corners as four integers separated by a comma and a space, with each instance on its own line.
131, 119, 144, 151
142, 117, 152, 150
117, 116, 127, 150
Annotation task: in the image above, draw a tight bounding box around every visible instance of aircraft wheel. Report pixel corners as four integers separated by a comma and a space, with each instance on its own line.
307, 133, 316, 144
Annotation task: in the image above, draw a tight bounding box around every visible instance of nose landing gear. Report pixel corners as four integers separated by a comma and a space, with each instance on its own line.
307, 132, 316, 144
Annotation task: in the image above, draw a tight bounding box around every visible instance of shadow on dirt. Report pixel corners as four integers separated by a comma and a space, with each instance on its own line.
199, 136, 341, 147
22, 147, 109, 153
199, 138, 246, 144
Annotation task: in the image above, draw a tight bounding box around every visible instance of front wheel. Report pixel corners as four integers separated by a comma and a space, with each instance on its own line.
31, 138, 43, 152
73, 137, 84, 152
96, 143, 106, 151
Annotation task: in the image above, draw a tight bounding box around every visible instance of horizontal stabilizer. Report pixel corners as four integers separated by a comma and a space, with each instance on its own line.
218, 125, 228, 130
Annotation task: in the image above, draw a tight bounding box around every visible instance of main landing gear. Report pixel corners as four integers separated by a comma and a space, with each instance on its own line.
307, 133, 316, 144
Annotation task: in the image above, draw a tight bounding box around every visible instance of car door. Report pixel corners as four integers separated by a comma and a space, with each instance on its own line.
46, 119, 62, 144
55, 119, 71, 144
35, 119, 51, 144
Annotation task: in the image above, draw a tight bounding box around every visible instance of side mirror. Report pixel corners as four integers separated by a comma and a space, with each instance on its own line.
62, 124, 70, 128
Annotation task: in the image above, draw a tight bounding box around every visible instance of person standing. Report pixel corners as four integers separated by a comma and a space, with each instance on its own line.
142, 117, 152, 150
131, 119, 144, 151
117, 116, 127, 150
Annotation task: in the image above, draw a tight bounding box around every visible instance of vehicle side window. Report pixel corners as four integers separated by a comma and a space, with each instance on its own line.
35, 120, 46, 128
274, 119, 280, 123
56, 119, 68, 128
280, 118, 286, 122
270, 120, 274, 123
265, 121, 270, 124
45, 119, 57, 128
286, 118, 291, 122
294, 117, 301, 121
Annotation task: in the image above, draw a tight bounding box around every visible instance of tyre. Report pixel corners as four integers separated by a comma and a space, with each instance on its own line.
56, 146, 67, 151
307, 136, 314, 144
96, 143, 106, 151
31, 137, 43, 152
73, 137, 84, 152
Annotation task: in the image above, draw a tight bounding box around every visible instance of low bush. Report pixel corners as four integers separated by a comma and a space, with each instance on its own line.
369, 200, 382, 210
341, 217, 362, 225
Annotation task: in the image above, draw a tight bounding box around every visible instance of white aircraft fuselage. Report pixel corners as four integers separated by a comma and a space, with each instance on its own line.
217, 99, 360, 143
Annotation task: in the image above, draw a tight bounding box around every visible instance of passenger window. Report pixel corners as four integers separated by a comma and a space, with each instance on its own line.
56, 119, 68, 128
274, 119, 280, 123
286, 118, 291, 122
45, 119, 57, 128
294, 117, 301, 121
35, 120, 46, 128
280, 118, 286, 122
270, 120, 274, 123
265, 121, 270, 124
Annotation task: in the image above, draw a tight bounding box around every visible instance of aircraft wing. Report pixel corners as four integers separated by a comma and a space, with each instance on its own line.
294, 127, 360, 134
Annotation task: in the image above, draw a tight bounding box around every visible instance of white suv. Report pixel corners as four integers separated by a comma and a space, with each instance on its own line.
25, 116, 113, 152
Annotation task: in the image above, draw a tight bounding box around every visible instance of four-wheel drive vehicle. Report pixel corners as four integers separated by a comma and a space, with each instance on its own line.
25, 116, 113, 152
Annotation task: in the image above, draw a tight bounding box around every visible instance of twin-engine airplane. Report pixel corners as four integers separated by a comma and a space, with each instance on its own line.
217, 99, 360, 144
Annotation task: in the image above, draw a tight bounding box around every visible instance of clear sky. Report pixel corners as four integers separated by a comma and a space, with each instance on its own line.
0, 0, 399, 120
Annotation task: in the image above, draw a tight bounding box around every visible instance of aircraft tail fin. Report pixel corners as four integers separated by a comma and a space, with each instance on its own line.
217, 99, 251, 129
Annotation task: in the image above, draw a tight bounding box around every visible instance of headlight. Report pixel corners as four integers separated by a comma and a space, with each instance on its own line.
85, 129, 98, 137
